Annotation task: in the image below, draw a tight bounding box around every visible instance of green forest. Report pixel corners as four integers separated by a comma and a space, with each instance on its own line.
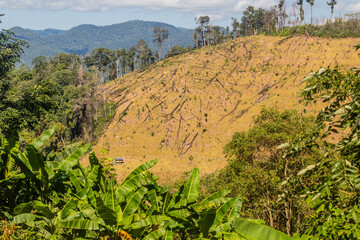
1, 4, 360, 240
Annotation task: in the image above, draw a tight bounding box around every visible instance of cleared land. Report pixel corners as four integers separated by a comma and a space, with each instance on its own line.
89, 35, 360, 183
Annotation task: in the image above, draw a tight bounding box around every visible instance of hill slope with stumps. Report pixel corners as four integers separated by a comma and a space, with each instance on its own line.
91, 35, 360, 182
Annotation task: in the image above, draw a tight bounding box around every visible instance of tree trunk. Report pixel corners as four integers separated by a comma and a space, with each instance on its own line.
202, 29, 205, 47
159, 45, 162, 61
116, 58, 119, 79
266, 190, 274, 228
103, 93, 107, 118
284, 158, 291, 235
285, 202, 292, 235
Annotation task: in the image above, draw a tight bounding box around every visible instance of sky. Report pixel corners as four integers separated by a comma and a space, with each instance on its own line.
0, 0, 360, 30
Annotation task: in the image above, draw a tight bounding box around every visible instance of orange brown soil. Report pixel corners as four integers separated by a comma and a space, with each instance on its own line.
86, 35, 360, 183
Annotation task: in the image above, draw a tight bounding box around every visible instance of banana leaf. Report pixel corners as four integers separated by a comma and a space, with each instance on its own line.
143, 227, 167, 240
233, 218, 295, 240
32, 125, 57, 150
58, 219, 102, 230
210, 197, 238, 231
181, 168, 199, 204
122, 187, 147, 219
96, 197, 117, 226
121, 159, 158, 184
57, 143, 90, 172
130, 215, 170, 229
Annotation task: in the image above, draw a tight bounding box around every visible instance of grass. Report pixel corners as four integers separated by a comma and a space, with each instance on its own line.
89, 35, 360, 184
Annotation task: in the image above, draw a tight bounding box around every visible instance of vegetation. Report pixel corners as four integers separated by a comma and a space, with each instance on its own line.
153, 27, 169, 60
1, 16, 116, 150
0, 126, 294, 239
2, 5, 360, 239
164, 45, 191, 59
282, 57, 360, 239
1, 53, 115, 150
0, 18, 29, 137
201, 108, 319, 235
275, 16, 360, 38
229, 7, 360, 39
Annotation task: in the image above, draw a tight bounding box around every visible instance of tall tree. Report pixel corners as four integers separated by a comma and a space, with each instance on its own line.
136, 39, 152, 68
193, 27, 201, 49
278, 0, 287, 29
126, 46, 136, 72
113, 49, 127, 78
264, 7, 278, 33
297, 0, 304, 23
196, 16, 210, 47
0, 14, 30, 136
211, 25, 223, 44
327, 0, 337, 20
239, 6, 277, 35
152, 26, 169, 60
241, 6, 256, 35
231, 17, 240, 38
306, 0, 315, 24
83, 47, 113, 84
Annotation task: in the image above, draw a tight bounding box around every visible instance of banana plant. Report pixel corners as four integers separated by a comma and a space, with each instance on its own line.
125, 167, 295, 240
0, 127, 60, 212
4, 126, 92, 238
0, 135, 23, 213
5, 126, 296, 239
55, 158, 162, 239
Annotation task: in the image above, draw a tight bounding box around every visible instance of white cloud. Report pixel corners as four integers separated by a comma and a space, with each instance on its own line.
0, 0, 276, 12
347, 2, 360, 12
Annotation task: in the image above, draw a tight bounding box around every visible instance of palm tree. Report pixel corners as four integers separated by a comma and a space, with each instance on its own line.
297, 0, 304, 23
306, 0, 315, 24
327, 0, 337, 20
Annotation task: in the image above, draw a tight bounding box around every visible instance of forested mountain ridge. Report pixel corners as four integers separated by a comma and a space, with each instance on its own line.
11, 20, 193, 65
91, 35, 360, 182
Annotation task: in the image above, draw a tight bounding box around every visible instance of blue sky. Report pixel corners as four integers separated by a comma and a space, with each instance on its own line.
1, 0, 359, 30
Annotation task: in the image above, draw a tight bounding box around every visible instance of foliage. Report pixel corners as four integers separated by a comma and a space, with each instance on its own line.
0, 16, 33, 137
231, 6, 278, 37
201, 107, 320, 235
164, 45, 190, 59
281, 52, 360, 239
274, 16, 360, 38
0, 126, 295, 239
5, 52, 114, 150
193, 16, 227, 48
153, 26, 169, 60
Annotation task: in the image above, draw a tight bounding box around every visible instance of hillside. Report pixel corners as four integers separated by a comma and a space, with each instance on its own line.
91, 35, 360, 182
11, 20, 193, 65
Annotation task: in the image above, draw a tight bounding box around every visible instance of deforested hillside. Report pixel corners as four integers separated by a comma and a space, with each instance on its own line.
91, 35, 360, 182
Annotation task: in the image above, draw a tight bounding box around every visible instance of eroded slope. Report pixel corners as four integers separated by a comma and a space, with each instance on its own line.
92, 36, 360, 182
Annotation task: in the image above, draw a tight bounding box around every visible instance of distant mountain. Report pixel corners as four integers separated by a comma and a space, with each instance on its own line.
11, 20, 194, 66
28, 28, 65, 37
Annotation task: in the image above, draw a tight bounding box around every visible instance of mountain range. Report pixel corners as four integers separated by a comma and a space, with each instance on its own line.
10, 20, 194, 66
